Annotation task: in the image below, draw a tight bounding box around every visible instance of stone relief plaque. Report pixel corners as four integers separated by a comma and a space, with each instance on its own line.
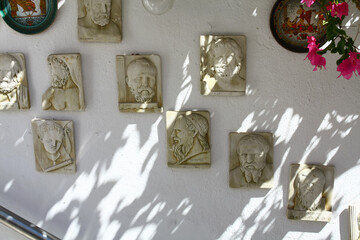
229, 132, 273, 188
166, 111, 211, 168
0, 53, 30, 110
42, 54, 85, 111
117, 55, 163, 113
349, 203, 360, 240
31, 119, 76, 174
200, 35, 246, 96
78, 0, 122, 42
287, 164, 334, 222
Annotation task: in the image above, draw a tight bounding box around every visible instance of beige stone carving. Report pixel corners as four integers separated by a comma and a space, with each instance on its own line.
229, 132, 273, 188
0, 53, 30, 110
287, 164, 334, 222
42, 54, 85, 111
117, 55, 163, 112
166, 111, 211, 168
32, 119, 76, 174
349, 204, 360, 240
200, 35, 246, 96
78, 0, 122, 42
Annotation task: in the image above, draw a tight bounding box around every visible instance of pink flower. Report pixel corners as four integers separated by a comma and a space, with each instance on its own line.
337, 52, 360, 79
301, 0, 315, 7
326, 2, 349, 19
305, 36, 327, 71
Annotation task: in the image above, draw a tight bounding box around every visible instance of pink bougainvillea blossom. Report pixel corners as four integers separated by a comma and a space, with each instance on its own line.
337, 52, 360, 79
300, 0, 315, 7
326, 2, 349, 19
305, 36, 327, 71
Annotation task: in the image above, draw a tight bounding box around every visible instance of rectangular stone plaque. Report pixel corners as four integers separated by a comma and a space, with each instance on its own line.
287, 163, 334, 222
200, 35, 246, 96
166, 111, 211, 168
32, 119, 76, 174
117, 55, 163, 113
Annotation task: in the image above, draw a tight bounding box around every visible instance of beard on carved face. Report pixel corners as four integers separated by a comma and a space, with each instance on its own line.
298, 187, 323, 211
0, 79, 17, 94
239, 165, 263, 183
131, 86, 155, 103
172, 134, 194, 162
92, 14, 110, 26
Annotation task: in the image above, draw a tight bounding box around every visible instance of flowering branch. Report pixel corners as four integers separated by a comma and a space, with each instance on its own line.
303, 0, 360, 79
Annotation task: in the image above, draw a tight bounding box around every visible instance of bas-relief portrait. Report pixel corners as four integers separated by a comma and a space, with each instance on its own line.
117, 55, 163, 113
78, 0, 122, 42
0, 53, 30, 110
287, 164, 334, 222
229, 132, 273, 188
200, 35, 246, 96
31, 119, 76, 174
166, 111, 211, 168
349, 203, 360, 240
42, 54, 85, 111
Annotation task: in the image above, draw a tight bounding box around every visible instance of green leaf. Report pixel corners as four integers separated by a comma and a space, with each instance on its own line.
317, 49, 327, 55
334, 28, 346, 36
326, 23, 337, 39
331, 47, 338, 53
337, 38, 346, 54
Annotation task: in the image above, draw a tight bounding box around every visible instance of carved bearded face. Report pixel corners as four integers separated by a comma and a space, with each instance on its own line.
296, 168, 326, 211
0, 55, 20, 94
126, 59, 157, 103
171, 116, 194, 162
41, 129, 64, 154
238, 143, 267, 183
89, 0, 111, 26
213, 39, 242, 83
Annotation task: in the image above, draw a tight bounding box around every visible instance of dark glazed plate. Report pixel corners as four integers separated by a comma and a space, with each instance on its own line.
270, 0, 326, 52
0, 0, 57, 34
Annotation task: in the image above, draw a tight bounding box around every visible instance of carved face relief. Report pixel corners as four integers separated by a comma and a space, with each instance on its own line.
171, 115, 195, 162
89, 0, 111, 26
229, 132, 273, 188
212, 38, 242, 83
32, 119, 76, 173
287, 164, 334, 222
126, 58, 156, 103
41, 129, 64, 155
237, 135, 269, 183
49, 57, 70, 88
42, 54, 85, 111
295, 167, 326, 211
166, 111, 211, 168
0, 54, 20, 94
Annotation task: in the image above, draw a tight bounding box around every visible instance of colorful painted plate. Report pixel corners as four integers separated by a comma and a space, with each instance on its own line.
270, 0, 326, 52
0, 0, 57, 34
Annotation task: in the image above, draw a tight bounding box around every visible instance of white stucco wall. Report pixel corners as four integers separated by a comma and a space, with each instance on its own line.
0, 0, 360, 239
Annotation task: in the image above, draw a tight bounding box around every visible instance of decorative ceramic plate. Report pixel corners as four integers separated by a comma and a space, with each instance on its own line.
0, 0, 57, 34
270, 0, 326, 52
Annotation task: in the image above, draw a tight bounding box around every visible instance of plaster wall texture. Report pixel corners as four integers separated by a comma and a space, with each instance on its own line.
0, 0, 359, 239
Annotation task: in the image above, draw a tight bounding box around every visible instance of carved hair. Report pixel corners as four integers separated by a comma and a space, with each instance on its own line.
48, 56, 71, 88
83, 0, 111, 9
210, 38, 243, 65
38, 121, 64, 141
236, 134, 270, 156
181, 113, 210, 151
127, 58, 157, 83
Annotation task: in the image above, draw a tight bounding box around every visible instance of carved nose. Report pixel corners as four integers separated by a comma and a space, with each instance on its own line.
246, 154, 254, 162
141, 77, 149, 86
100, 4, 107, 12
